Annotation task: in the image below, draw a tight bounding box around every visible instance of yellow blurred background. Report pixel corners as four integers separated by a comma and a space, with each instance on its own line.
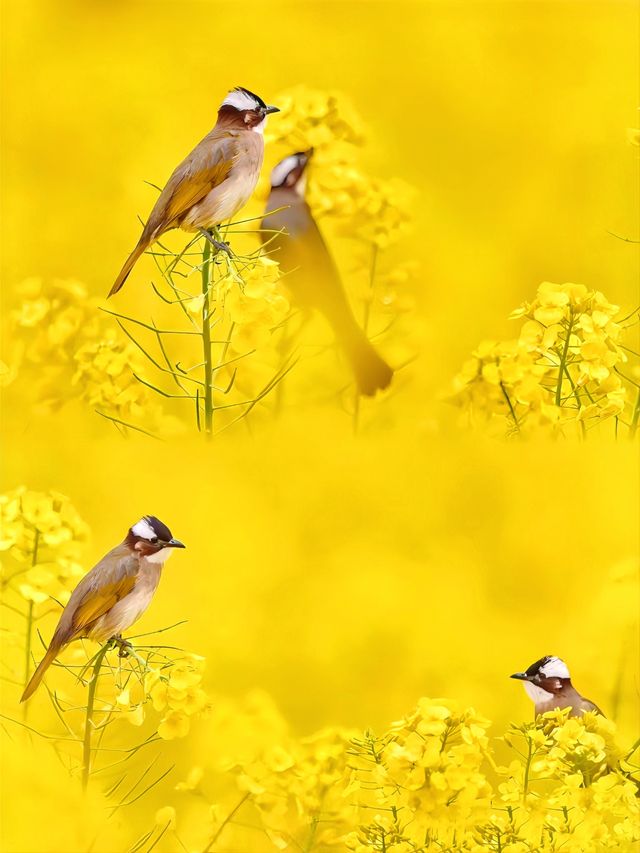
1, 1, 638, 851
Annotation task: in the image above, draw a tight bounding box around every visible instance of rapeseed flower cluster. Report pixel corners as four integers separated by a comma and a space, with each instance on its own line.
231, 726, 357, 849
0, 486, 88, 605
224, 256, 290, 355
268, 86, 366, 151
345, 699, 492, 851
130, 245, 294, 432
10, 277, 103, 365
264, 86, 414, 247
72, 335, 160, 425
7, 277, 103, 409
215, 701, 638, 853
486, 710, 639, 852
145, 653, 211, 739
4, 258, 293, 434
59, 644, 212, 749
452, 282, 636, 436
6, 277, 164, 428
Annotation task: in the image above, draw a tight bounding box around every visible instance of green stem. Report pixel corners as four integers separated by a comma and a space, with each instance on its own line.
555, 312, 574, 406
202, 791, 250, 853
500, 381, 520, 434
201, 238, 213, 438
560, 364, 586, 438
523, 736, 533, 796
82, 642, 111, 790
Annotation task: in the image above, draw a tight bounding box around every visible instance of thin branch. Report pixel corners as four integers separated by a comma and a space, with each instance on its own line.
202, 792, 251, 853
100, 308, 201, 336
95, 411, 161, 440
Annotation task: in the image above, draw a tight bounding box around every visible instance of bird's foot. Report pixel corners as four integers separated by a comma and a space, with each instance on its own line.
213, 239, 232, 257
199, 229, 233, 257
111, 636, 134, 658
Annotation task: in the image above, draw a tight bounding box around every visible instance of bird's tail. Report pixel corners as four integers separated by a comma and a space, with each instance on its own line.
20, 645, 60, 702
342, 327, 394, 397
108, 239, 149, 297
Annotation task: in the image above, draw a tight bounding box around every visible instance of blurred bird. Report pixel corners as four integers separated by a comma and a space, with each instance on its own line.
109, 87, 280, 296
510, 655, 603, 717
21, 516, 185, 701
262, 149, 393, 397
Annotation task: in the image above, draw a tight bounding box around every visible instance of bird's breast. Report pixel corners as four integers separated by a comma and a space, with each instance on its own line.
182, 134, 264, 229
87, 562, 162, 641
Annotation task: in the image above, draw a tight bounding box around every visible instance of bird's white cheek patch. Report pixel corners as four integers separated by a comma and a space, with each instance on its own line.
146, 548, 173, 565
251, 116, 266, 134
523, 682, 554, 703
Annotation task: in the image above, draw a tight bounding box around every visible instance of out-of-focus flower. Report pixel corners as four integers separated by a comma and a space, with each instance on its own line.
0, 488, 89, 610
11, 278, 103, 360
627, 127, 640, 147
260, 86, 415, 248
155, 806, 176, 829
175, 765, 204, 792
72, 337, 160, 424
266, 86, 366, 153
6, 277, 169, 430
0, 352, 22, 387
376, 260, 419, 314
229, 725, 357, 848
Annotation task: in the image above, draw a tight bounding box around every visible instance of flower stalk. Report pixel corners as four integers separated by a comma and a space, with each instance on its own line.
82, 640, 111, 789
201, 237, 214, 437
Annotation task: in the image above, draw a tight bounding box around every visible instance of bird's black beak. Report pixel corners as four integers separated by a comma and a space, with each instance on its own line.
167, 538, 186, 549
510, 672, 529, 681
264, 105, 280, 115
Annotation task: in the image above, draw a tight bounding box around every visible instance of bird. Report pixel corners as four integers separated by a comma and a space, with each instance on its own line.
20, 515, 185, 702
261, 149, 394, 397
510, 655, 603, 718
109, 86, 280, 297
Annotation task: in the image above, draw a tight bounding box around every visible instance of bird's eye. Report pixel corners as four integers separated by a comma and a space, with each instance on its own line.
150, 537, 158, 544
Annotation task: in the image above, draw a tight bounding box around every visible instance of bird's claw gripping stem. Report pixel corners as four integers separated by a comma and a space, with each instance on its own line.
110, 636, 134, 658
199, 229, 233, 257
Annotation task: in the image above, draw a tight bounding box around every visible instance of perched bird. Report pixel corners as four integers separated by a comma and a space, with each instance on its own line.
262, 149, 393, 397
110, 86, 280, 296
511, 655, 603, 717
21, 516, 185, 702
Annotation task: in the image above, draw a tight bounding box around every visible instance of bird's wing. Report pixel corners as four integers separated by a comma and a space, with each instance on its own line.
145, 131, 238, 238
62, 551, 140, 640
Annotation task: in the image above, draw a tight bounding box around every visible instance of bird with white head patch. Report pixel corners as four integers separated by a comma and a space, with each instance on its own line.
262, 149, 394, 396
21, 515, 185, 701
110, 86, 280, 296
510, 655, 603, 718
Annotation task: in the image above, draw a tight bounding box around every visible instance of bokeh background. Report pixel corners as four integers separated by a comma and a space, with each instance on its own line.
1, 1, 638, 851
